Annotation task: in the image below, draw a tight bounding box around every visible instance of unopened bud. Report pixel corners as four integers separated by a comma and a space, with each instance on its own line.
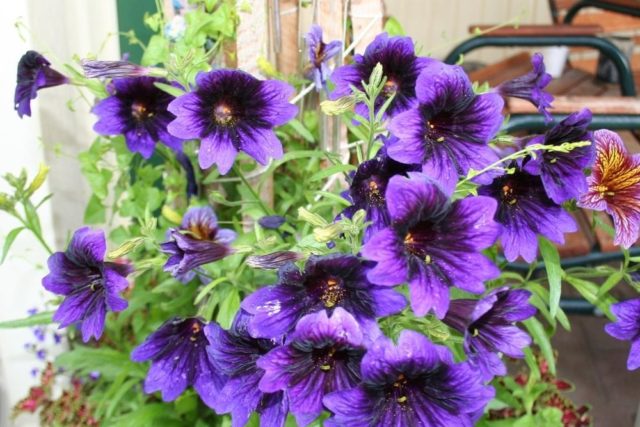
320, 96, 357, 116
246, 251, 303, 269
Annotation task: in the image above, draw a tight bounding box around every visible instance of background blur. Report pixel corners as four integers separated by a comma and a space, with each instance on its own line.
1, 1, 638, 426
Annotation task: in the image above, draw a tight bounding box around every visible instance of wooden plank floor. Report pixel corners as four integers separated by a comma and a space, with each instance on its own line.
468, 53, 640, 425
554, 315, 640, 427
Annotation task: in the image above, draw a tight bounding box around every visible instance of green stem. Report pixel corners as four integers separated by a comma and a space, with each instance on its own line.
456, 141, 592, 187
233, 165, 273, 216
15, 215, 53, 255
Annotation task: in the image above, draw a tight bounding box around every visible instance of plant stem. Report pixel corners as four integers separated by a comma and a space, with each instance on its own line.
233, 165, 273, 216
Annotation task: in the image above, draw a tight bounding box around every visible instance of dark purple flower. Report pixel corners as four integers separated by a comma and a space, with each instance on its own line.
605, 298, 640, 370
258, 308, 365, 425
330, 33, 432, 119
387, 61, 504, 186
15, 51, 69, 118
323, 330, 494, 426
496, 53, 554, 123
362, 172, 500, 318
205, 311, 288, 427
258, 215, 286, 229
160, 206, 236, 281
444, 287, 536, 380
36, 349, 47, 360
81, 59, 152, 79
42, 227, 132, 342
241, 253, 406, 339
524, 108, 595, 204
305, 24, 342, 91
339, 142, 420, 242
92, 76, 182, 159
167, 69, 298, 174
131, 317, 225, 407
478, 168, 577, 262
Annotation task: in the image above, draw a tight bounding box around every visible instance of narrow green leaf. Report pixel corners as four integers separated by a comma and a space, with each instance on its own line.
1, 227, 25, 264
309, 164, 356, 182
524, 317, 556, 375
538, 236, 563, 318
564, 275, 616, 319
286, 119, 315, 143
596, 270, 624, 298
153, 82, 185, 97
0, 311, 54, 328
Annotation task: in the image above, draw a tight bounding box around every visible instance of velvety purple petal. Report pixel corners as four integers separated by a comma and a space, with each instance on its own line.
258, 80, 298, 126
66, 227, 106, 266
80, 302, 107, 342
198, 129, 239, 174
167, 93, 205, 139
92, 97, 127, 134
361, 228, 408, 286
387, 109, 427, 164
408, 263, 452, 318
237, 126, 284, 165
241, 286, 305, 338
384, 173, 449, 224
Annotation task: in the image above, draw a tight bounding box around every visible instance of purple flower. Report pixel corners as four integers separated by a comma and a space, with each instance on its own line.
205, 311, 288, 427
15, 51, 69, 118
241, 253, 406, 339
362, 173, 500, 318
323, 330, 494, 426
258, 308, 365, 425
496, 53, 554, 122
605, 298, 640, 370
305, 25, 341, 91
42, 227, 132, 342
131, 317, 225, 407
33, 327, 46, 342
339, 142, 420, 242
36, 349, 47, 361
444, 287, 536, 380
330, 33, 431, 119
478, 168, 577, 262
167, 69, 298, 174
524, 108, 595, 203
81, 59, 152, 79
160, 206, 236, 281
578, 129, 640, 248
387, 61, 504, 186
92, 76, 183, 159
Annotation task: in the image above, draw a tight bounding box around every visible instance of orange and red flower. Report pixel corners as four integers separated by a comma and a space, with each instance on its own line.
578, 129, 640, 248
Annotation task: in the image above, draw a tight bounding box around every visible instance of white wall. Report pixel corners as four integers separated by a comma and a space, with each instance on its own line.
0, 2, 119, 426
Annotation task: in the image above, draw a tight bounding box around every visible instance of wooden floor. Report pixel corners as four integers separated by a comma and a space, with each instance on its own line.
468, 52, 640, 426
554, 315, 640, 427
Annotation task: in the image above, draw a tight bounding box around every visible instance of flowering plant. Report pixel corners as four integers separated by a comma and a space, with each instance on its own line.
3, 3, 639, 426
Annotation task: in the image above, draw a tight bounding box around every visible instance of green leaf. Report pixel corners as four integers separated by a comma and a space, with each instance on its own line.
538, 236, 563, 318
56, 346, 145, 380
564, 275, 616, 319
84, 194, 106, 224
153, 82, 186, 97
0, 311, 54, 328
286, 119, 315, 143
216, 288, 240, 329
524, 317, 556, 375
597, 270, 624, 298
309, 164, 356, 182
141, 35, 169, 66
1, 227, 25, 264
383, 16, 405, 36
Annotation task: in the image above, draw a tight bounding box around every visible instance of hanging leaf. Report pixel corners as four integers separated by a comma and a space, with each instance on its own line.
538, 236, 563, 318
0, 311, 54, 328
524, 317, 556, 375
1, 226, 25, 264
